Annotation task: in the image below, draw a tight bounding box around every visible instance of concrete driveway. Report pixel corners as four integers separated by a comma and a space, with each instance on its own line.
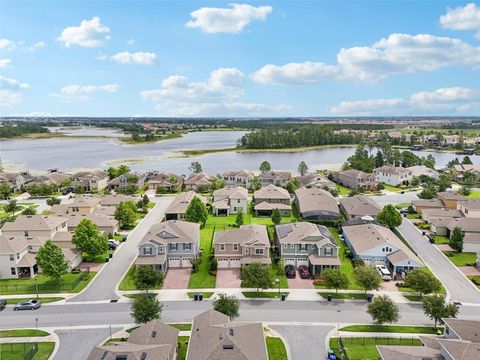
269, 324, 335, 359
397, 218, 480, 304
216, 269, 241, 288
287, 276, 314, 289
163, 269, 191, 289
69, 196, 174, 301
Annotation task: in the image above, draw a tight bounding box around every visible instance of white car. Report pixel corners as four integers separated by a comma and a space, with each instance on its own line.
375, 265, 392, 281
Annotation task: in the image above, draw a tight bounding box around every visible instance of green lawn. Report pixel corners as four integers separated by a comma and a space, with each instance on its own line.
468, 275, 480, 289
381, 183, 404, 192
319, 292, 371, 300
0, 329, 50, 338
435, 235, 450, 244
443, 251, 477, 267
169, 323, 192, 331
466, 190, 480, 199
329, 337, 421, 360
339, 325, 440, 334
242, 291, 289, 299
406, 213, 421, 219
118, 265, 163, 291
404, 295, 423, 302
82, 249, 114, 263
3, 297, 64, 304
336, 185, 351, 196
187, 292, 214, 299
188, 225, 216, 289
0, 343, 55, 360
177, 336, 189, 360
266, 337, 288, 360
0, 272, 96, 295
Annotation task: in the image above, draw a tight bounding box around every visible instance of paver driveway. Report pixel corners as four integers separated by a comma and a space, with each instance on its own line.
287, 276, 314, 289
216, 269, 241, 288
163, 268, 191, 289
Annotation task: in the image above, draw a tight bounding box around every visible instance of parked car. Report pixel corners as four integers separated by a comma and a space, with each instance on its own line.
298, 265, 310, 279
375, 265, 392, 281
108, 239, 119, 250
285, 264, 296, 278
13, 299, 41, 311
0, 299, 6, 311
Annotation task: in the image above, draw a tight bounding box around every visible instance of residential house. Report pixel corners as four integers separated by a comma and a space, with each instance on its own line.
275, 222, 340, 275
87, 320, 179, 360
253, 184, 291, 217
213, 224, 271, 268
411, 199, 445, 213
147, 171, 184, 192
136, 220, 200, 270
107, 171, 146, 192
0, 172, 25, 191
212, 186, 248, 216
258, 170, 292, 187
186, 309, 268, 360
336, 169, 378, 190
222, 170, 255, 189
451, 164, 480, 182
438, 192, 466, 210
457, 199, 480, 218
2, 214, 68, 238
378, 318, 480, 360
433, 218, 480, 252
294, 187, 340, 221
71, 170, 108, 191
26, 170, 71, 187
164, 191, 207, 221
421, 208, 464, 223
406, 165, 439, 180
297, 173, 336, 190
99, 194, 137, 207
374, 166, 413, 186
184, 172, 215, 192
342, 223, 423, 278
339, 195, 382, 220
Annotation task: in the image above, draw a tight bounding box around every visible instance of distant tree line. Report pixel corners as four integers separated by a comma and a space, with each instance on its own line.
0, 122, 50, 138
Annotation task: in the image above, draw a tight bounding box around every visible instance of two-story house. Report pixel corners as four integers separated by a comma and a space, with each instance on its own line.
164, 191, 208, 220
222, 170, 255, 189
0, 172, 26, 191
136, 220, 200, 270
374, 166, 413, 186
212, 186, 248, 216
71, 170, 108, 192
184, 172, 215, 192
147, 172, 184, 192
275, 222, 340, 276
213, 224, 271, 268
253, 184, 292, 217
297, 173, 336, 190
107, 171, 146, 192
258, 171, 292, 187
336, 169, 378, 190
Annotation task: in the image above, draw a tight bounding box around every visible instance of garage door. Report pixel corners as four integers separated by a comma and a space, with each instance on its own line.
229, 258, 241, 268
296, 258, 309, 267
284, 258, 296, 266
217, 258, 229, 268
168, 258, 181, 268
181, 257, 193, 268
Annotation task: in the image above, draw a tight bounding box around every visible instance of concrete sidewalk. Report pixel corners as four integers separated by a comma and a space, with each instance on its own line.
0, 335, 56, 343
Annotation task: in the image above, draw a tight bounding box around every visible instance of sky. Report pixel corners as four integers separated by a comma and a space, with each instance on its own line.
0, 1, 480, 117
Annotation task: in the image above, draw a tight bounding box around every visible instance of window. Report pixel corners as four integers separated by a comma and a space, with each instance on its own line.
184, 243, 192, 251
169, 243, 178, 251
290, 244, 294, 249
11, 267, 16, 275
24, 231, 29, 237
233, 244, 238, 251
244, 248, 249, 254
220, 244, 225, 251
9, 255, 14, 261
325, 247, 333, 256
144, 247, 153, 256
300, 244, 307, 251
255, 248, 264, 255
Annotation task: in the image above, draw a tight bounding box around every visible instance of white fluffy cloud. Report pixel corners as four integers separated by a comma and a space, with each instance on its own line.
164, 102, 292, 117
57, 17, 111, 47
26, 41, 46, 52
0, 38, 15, 50
141, 67, 245, 102
252, 33, 480, 84
331, 87, 480, 115
109, 52, 157, 65
440, 3, 480, 39
0, 59, 11, 68
0, 75, 29, 91
50, 83, 118, 102
186, 3, 272, 34
0, 76, 29, 109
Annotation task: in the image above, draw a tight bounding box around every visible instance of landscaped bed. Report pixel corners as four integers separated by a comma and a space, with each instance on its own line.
319, 292, 371, 300
266, 337, 288, 360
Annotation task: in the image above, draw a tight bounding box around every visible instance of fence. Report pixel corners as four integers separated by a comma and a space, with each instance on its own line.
0, 271, 89, 294
0, 342, 38, 360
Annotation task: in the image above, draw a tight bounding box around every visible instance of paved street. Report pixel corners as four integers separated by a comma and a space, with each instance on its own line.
397, 218, 480, 304
370, 190, 420, 206
53, 327, 121, 360
270, 324, 334, 359
69, 196, 174, 302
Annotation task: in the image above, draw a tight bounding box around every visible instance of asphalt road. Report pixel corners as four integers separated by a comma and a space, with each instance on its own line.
370, 190, 420, 206
69, 196, 174, 302
2, 300, 480, 330
53, 327, 121, 360
397, 218, 480, 304
270, 324, 335, 359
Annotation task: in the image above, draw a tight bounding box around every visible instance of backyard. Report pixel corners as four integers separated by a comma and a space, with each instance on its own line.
329, 337, 421, 360
0, 343, 55, 360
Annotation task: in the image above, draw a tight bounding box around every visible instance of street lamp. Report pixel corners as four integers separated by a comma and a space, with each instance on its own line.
34, 278, 39, 300
35, 318, 38, 329
275, 278, 280, 294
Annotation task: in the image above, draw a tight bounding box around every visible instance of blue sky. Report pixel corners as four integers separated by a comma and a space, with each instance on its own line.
0, 1, 479, 117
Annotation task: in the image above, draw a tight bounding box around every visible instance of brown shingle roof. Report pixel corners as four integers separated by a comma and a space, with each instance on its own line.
165, 191, 207, 215
442, 318, 480, 343
0, 235, 29, 254
213, 224, 269, 247
339, 195, 382, 217
295, 187, 339, 215
2, 215, 67, 232
139, 220, 200, 246
254, 184, 290, 200
128, 320, 179, 360
276, 222, 338, 247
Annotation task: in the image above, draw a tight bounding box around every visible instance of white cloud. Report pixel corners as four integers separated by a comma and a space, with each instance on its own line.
186, 3, 273, 34
110, 51, 157, 65
161, 102, 292, 117
50, 83, 118, 102
141, 67, 245, 102
126, 38, 135, 46
26, 41, 46, 52
251, 61, 340, 85
0, 90, 23, 108
0, 59, 11, 68
0, 38, 15, 50
330, 86, 480, 115
440, 3, 480, 39
57, 17, 111, 48
0, 75, 29, 91
253, 33, 480, 85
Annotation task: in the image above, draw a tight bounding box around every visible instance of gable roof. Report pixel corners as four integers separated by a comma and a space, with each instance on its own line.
72, 170, 107, 180
185, 172, 215, 186
254, 184, 290, 200
2, 215, 67, 232
339, 169, 373, 179
297, 173, 335, 188
442, 318, 480, 343
128, 320, 179, 360
213, 224, 269, 247
339, 195, 382, 217
223, 170, 254, 179
446, 217, 480, 232
139, 220, 200, 246
165, 191, 207, 215
458, 199, 480, 211
213, 186, 248, 200
276, 222, 338, 247
437, 191, 466, 201
148, 172, 184, 186
374, 166, 412, 175
0, 235, 29, 254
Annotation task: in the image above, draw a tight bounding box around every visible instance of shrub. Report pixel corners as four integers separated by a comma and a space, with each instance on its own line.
352, 258, 365, 268
191, 258, 201, 273
209, 258, 218, 272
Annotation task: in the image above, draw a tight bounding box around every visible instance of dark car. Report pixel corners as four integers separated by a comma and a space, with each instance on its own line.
13, 299, 41, 311
298, 265, 310, 279
0, 299, 6, 311
285, 264, 296, 278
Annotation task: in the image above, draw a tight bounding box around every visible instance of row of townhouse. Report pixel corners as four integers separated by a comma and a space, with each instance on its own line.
87, 309, 269, 360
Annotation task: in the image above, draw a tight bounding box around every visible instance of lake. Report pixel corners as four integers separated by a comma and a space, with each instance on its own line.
1, 129, 478, 174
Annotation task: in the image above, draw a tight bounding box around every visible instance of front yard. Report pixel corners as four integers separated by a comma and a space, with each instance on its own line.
443, 251, 477, 267
118, 264, 163, 291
